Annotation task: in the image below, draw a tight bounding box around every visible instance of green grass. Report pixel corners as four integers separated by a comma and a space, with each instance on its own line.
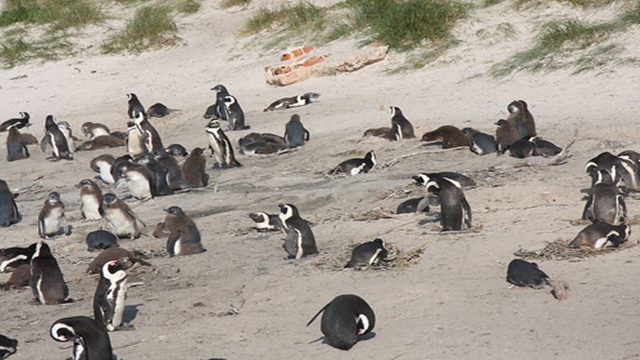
0, 0, 103, 30
220, 0, 251, 9
101, 4, 179, 54
175, 0, 201, 14
0, 33, 74, 68
514, 0, 617, 8
242, 1, 326, 35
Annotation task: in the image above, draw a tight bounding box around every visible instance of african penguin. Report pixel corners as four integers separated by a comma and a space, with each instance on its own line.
329, 150, 376, 176
278, 203, 318, 259
166, 143, 189, 157
506, 100, 536, 138
147, 102, 178, 118
133, 111, 163, 152
249, 212, 282, 232
0, 244, 36, 273
0, 180, 20, 227
87, 247, 151, 274
395, 197, 430, 214
344, 239, 387, 269
153, 148, 192, 190
263, 92, 320, 111
94, 258, 131, 331
461, 128, 497, 155
81, 122, 110, 139
181, 147, 209, 188
0, 112, 30, 132
284, 114, 310, 147
532, 138, 562, 157
160, 206, 206, 256
306, 294, 375, 350
2, 263, 30, 291
126, 93, 145, 119
494, 119, 520, 153
569, 221, 630, 249
362, 127, 391, 138
41, 115, 72, 160
616, 150, 640, 191
50, 316, 113, 360
6, 125, 37, 161
101, 193, 145, 239
86, 230, 119, 252
76, 135, 124, 151
421, 125, 470, 149
38, 192, 71, 239
222, 95, 249, 131
30, 241, 71, 304
508, 137, 535, 158
116, 163, 154, 200
204, 84, 231, 120
205, 119, 242, 169
582, 169, 626, 225
389, 106, 415, 140
135, 153, 174, 197
426, 177, 472, 231
506, 259, 567, 300
0, 334, 17, 359
412, 172, 476, 189
56, 121, 76, 156
76, 179, 103, 221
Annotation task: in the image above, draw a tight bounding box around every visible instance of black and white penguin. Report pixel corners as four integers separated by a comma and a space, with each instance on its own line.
90, 154, 116, 185
582, 169, 626, 225
388, 106, 415, 140
508, 137, 535, 158
461, 127, 497, 155
222, 95, 249, 131
125, 121, 147, 157
136, 154, 174, 197
101, 193, 145, 239
494, 119, 520, 153
116, 163, 154, 200
426, 177, 472, 231
205, 119, 242, 169
532, 138, 562, 157
616, 150, 640, 191
204, 84, 231, 120
344, 239, 387, 269
166, 143, 189, 157
94, 258, 131, 331
147, 102, 178, 118
306, 294, 375, 350
284, 114, 310, 147
153, 148, 191, 190
38, 192, 71, 239
395, 197, 430, 214
569, 221, 630, 249
126, 93, 145, 119
181, 147, 209, 188
87, 248, 151, 275
0, 180, 20, 228
248, 211, 282, 232
81, 122, 111, 139
50, 316, 113, 360
0, 244, 36, 273
0, 112, 30, 132
506, 100, 536, 139
278, 203, 318, 259
0, 334, 18, 358
86, 230, 119, 252
506, 259, 548, 289
76, 179, 103, 221
56, 121, 76, 157
6, 125, 37, 161
263, 92, 320, 111
133, 112, 163, 152
41, 115, 72, 160
30, 241, 70, 304
329, 150, 376, 176
160, 206, 206, 256
411, 172, 476, 189
421, 125, 470, 149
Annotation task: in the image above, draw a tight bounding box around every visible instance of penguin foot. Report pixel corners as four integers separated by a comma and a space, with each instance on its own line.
114, 323, 135, 331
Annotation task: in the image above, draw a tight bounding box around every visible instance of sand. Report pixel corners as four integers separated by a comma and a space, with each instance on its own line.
1, 1, 640, 359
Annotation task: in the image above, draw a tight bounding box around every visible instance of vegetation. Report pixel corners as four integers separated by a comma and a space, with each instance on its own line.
241, 1, 326, 35
220, 0, 251, 9
0, 33, 73, 68
176, 0, 201, 14
0, 0, 103, 30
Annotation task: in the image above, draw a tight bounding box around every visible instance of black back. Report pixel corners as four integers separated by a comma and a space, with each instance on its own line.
506, 259, 548, 288
50, 316, 113, 360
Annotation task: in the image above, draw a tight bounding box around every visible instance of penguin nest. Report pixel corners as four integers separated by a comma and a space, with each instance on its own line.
307, 241, 427, 271
514, 238, 637, 261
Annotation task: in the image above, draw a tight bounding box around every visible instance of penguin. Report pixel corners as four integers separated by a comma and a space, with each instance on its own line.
508, 137, 535, 158
204, 84, 231, 120
248, 211, 282, 232
2, 263, 30, 290
263, 92, 320, 111
329, 150, 376, 176
6, 125, 37, 161
532, 138, 562, 157
569, 221, 630, 249
395, 197, 430, 214
0, 180, 20, 227
0, 111, 30, 132
425, 177, 472, 231
166, 143, 190, 157
133, 111, 163, 152
125, 121, 147, 157
238, 133, 289, 156
389, 106, 415, 140
76, 179, 103, 221
81, 122, 111, 139
582, 169, 626, 225
87, 247, 151, 274
147, 102, 178, 118
50, 316, 113, 360
135, 154, 174, 197
616, 150, 640, 191
278, 203, 318, 259
86, 230, 119, 252
56, 121, 76, 156
585, 151, 619, 179
411, 172, 476, 188
116, 163, 154, 200
126, 93, 145, 119
461, 128, 497, 155
40, 115, 72, 160
495, 119, 520, 153
38, 192, 71, 239
76, 135, 125, 151
344, 239, 387, 269
161, 206, 206, 256
306, 294, 375, 350
506, 259, 548, 289
205, 119, 242, 168
90, 154, 116, 185
0, 244, 36, 273
154, 148, 192, 190
181, 147, 209, 188
421, 125, 470, 149
30, 241, 71, 304
94, 258, 131, 331
222, 95, 249, 131
101, 193, 145, 239
0, 334, 17, 358
506, 100, 536, 138
362, 127, 391, 138
284, 114, 310, 147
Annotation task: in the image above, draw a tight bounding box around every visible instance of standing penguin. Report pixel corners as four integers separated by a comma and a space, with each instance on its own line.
222, 95, 249, 131
495, 119, 520, 153
0, 334, 17, 358
278, 203, 318, 259
582, 169, 626, 225
0, 180, 20, 228
125, 121, 147, 157
50, 316, 113, 360
306, 294, 375, 350
41, 115, 72, 160
133, 112, 163, 152
204, 84, 230, 120
205, 119, 242, 168
126, 93, 146, 119
388, 106, 415, 140
56, 121, 76, 157
90, 154, 116, 185
38, 192, 70, 239
94, 259, 131, 331
101, 193, 145, 239
329, 150, 376, 176
116, 163, 154, 200
0, 111, 30, 132
181, 147, 209, 188
6, 125, 37, 161
153, 148, 191, 190
284, 114, 310, 147
426, 177, 472, 231
344, 239, 387, 269
30, 241, 70, 304
159, 206, 206, 256
506, 100, 536, 138
76, 179, 103, 221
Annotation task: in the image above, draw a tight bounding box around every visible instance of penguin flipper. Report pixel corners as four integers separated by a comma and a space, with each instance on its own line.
40, 135, 50, 153
306, 303, 331, 327
581, 196, 594, 220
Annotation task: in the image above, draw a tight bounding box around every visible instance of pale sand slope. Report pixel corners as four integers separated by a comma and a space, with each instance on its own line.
1, 0, 640, 359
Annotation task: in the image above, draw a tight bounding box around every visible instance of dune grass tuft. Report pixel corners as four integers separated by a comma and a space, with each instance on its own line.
0, 33, 74, 68
175, 0, 201, 14
220, 0, 251, 9
241, 1, 326, 35
0, 0, 103, 30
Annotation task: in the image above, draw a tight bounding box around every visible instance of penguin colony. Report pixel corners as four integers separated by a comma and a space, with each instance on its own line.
0, 84, 636, 359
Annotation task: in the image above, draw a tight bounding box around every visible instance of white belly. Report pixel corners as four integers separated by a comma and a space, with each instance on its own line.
104, 209, 135, 237
81, 195, 102, 221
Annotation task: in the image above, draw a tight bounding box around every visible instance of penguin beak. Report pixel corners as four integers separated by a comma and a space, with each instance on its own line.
162, 208, 170, 213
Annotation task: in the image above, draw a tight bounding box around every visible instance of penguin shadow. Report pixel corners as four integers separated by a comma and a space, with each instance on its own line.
123, 303, 142, 324
308, 331, 377, 346
417, 213, 441, 226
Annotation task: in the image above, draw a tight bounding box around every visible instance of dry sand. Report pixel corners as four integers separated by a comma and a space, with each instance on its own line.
1, 1, 640, 359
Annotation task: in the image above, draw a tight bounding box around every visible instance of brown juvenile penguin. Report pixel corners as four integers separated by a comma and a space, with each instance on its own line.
76, 135, 125, 151
495, 119, 520, 153
86, 247, 152, 274
81, 122, 111, 139
1, 263, 30, 290
421, 125, 470, 149
6, 125, 37, 161
506, 100, 536, 138
101, 193, 145, 239
38, 192, 70, 239
76, 179, 103, 221
161, 206, 206, 256
181, 147, 209, 188
363, 127, 391, 138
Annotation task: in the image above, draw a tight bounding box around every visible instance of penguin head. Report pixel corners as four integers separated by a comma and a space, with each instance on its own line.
388, 106, 401, 117
50, 322, 76, 342
365, 150, 376, 165
102, 258, 128, 280
103, 193, 118, 206
33, 241, 52, 259
211, 84, 228, 93
190, 147, 203, 156
0, 179, 9, 192
356, 314, 372, 335
249, 212, 267, 223
57, 121, 71, 131
289, 114, 301, 123
163, 206, 184, 216
19, 111, 30, 122
166, 144, 189, 157
80, 122, 93, 136
46, 192, 61, 204
494, 119, 508, 127
412, 174, 429, 186
44, 115, 56, 129
76, 179, 95, 189
507, 100, 521, 114
126, 93, 138, 101
425, 180, 440, 194
278, 203, 299, 220
206, 119, 221, 130
153, 148, 171, 159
